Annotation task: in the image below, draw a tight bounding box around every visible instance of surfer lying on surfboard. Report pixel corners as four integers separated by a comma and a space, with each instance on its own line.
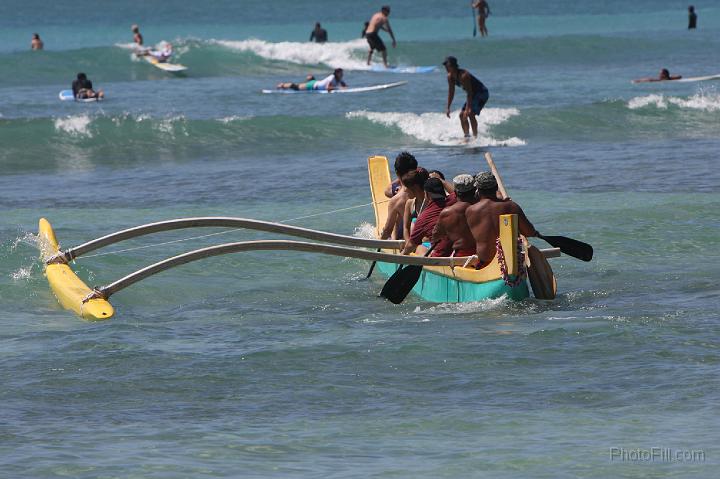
633, 68, 682, 83
276, 68, 347, 91
72, 72, 104, 100
139, 42, 173, 63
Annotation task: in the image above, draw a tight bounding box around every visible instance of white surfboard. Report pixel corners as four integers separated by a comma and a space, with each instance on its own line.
370, 65, 436, 74
676, 74, 720, 83
58, 90, 101, 102
142, 55, 187, 72
262, 81, 407, 94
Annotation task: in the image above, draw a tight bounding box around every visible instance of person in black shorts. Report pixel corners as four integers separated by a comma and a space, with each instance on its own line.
364, 6, 396, 68
443, 56, 489, 140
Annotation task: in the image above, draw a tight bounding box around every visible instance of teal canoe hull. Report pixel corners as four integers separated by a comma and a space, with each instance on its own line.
377, 261, 529, 303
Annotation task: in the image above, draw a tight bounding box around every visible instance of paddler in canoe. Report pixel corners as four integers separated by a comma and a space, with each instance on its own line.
463, 171, 539, 268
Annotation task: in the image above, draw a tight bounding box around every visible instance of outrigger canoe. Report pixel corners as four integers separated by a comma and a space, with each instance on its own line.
368, 155, 550, 303
37, 155, 561, 320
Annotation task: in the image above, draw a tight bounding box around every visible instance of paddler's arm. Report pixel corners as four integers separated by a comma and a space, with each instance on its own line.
402, 199, 414, 241
431, 217, 448, 243
380, 207, 399, 240
516, 205, 539, 237
384, 179, 400, 198
401, 239, 418, 255
446, 75, 455, 118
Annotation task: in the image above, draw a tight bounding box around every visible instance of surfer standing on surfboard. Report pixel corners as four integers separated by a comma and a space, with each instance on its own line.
443, 56, 489, 141
131, 25, 143, 47
472, 0, 491, 37
364, 6, 396, 68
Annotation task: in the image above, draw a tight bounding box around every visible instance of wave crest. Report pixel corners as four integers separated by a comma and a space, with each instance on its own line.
346, 109, 525, 146
214, 38, 370, 70
628, 91, 720, 111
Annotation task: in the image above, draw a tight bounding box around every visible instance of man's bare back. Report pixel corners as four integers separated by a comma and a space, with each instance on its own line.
465, 198, 537, 265
366, 11, 389, 34
433, 201, 476, 255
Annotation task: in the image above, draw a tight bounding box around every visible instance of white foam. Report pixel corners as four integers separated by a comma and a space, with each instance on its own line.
115, 42, 137, 50
54, 114, 93, 137
415, 295, 510, 314
154, 115, 188, 137
353, 222, 377, 239
214, 38, 370, 70
217, 115, 252, 124
10, 266, 33, 281
346, 109, 525, 147
628, 90, 720, 111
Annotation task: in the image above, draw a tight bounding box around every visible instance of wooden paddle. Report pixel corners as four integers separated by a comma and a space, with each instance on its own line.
380, 244, 435, 304
484, 152, 593, 262
484, 152, 558, 300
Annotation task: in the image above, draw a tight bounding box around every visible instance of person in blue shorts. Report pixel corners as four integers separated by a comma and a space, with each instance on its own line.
443, 56, 489, 140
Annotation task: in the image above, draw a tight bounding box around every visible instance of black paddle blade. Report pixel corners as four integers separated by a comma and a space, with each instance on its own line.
538, 234, 593, 262
365, 261, 377, 279
380, 265, 424, 304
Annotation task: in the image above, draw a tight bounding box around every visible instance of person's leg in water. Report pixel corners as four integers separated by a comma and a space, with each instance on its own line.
276, 82, 300, 90
367, 47, 374, 65
469, 112, 478, 137
459, 108, 471, 138
381, 49, 389, 68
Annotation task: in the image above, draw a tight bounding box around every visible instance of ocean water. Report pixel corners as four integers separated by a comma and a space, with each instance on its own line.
1, 0, 719, 477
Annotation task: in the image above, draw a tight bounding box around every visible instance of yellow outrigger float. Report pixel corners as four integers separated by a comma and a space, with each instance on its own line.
39, 218, 114, 320
38, 153, 566, 320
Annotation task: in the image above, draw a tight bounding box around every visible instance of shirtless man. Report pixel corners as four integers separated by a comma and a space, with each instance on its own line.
444, 56, 489, 140
465, 172, 538, 268
632, 68, 682, 83
472, 0, 491, 37
364, 6, 396, 68
432, 174, 478, 258
131, 25, 144, 47
310, 22, 328, 43
379, 152, 417, 239
31, 33, 44, 50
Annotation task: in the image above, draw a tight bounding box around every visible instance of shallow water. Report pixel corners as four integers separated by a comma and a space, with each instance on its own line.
1, 0, 719, 477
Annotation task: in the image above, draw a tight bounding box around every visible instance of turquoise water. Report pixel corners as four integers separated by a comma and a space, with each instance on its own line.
1, 0, 719, 477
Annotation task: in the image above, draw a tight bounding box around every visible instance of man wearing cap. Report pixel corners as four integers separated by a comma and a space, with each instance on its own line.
432, 174, 478, 259
364, 6, 396, 68
443, 56, 489, 140
465, 172, 538, 268
401, 177, 456, 256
